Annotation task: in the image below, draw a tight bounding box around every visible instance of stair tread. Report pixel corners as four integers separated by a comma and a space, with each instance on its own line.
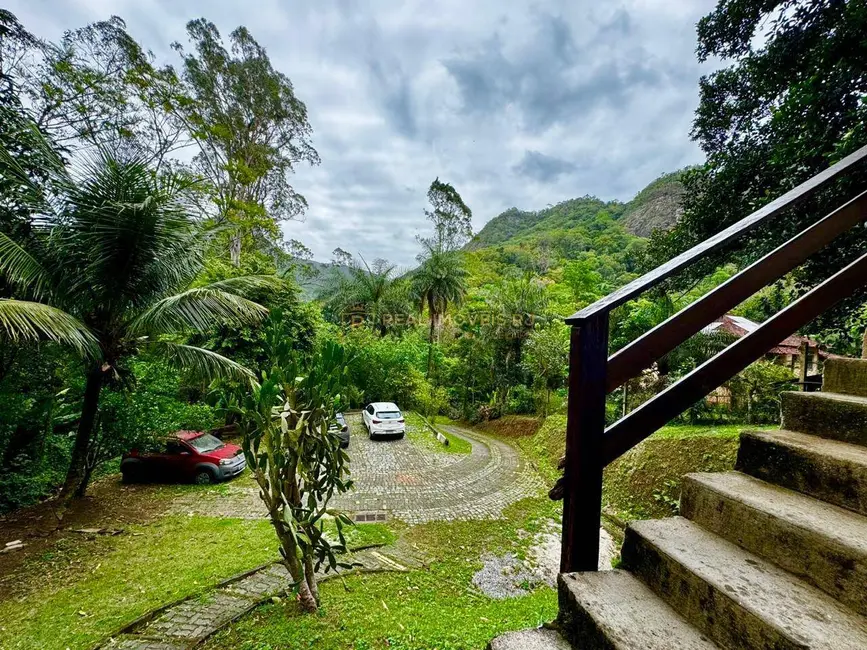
488, 628, 572, 650
684, 471, 867, 553
747, 428, 867, 464
560, 570, 720, 649
811, 391, 867, 406
631, 517, 867, 649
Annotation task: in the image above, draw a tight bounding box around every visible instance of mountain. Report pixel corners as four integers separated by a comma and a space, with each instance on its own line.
469, 169, 687, 250
620, 170, 687, 237
291, 260, 352, 299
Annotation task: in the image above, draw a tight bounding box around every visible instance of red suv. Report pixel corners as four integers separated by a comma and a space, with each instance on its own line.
121, 431, 246, 485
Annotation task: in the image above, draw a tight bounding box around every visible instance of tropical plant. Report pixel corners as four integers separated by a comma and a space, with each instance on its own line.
323, 256, 405, 335
0, 132, 274, 498
412, 242, 468, 376
232, 311, 354, 613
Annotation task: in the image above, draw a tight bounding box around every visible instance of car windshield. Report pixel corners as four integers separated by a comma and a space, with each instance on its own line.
186, 434, 223, 453
376, 411, 401, 419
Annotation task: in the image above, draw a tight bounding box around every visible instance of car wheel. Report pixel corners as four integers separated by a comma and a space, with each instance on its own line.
121, 466, 139, 484
194, 468, 216, 485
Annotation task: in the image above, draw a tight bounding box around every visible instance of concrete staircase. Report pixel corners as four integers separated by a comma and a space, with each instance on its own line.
490, 358, 867, 649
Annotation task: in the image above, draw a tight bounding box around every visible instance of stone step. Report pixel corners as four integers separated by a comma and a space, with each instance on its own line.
557, 570, 720, 649
823, 357, 867, 397
487, 628, 572, 650
622, 517, 867, 650
680, 471, 867, 615
736, 429, 867, 515
781, 391, 867, 445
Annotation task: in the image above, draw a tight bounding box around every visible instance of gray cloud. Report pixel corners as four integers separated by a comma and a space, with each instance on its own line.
7, 0, 717, 267
513, 151, 577, 182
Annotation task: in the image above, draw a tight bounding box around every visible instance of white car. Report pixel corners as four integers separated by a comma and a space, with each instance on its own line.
362, 402, 406, 439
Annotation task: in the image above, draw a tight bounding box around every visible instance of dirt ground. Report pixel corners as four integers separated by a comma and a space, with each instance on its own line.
0, 476, 180, 588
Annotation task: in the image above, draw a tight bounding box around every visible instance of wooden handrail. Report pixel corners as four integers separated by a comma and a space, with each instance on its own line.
566, 144, 867, 324
605, 190, 867, 393
559, 147, 867, 574
602, 249, 867, 464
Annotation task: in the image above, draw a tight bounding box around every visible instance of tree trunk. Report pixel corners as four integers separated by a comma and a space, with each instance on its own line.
60, 365, 104, 500
303, 555, 320, 605
862, 327, 867, 359
426, 295, 436, 379
230, 233, 242, 267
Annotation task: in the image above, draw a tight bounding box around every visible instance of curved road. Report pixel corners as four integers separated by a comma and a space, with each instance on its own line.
170, 416, 542, 524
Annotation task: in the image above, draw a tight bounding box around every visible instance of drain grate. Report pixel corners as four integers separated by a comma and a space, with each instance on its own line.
354, 511, 388, 523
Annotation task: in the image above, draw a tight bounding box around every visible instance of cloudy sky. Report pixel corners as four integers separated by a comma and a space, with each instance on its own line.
8, 0, 717, 267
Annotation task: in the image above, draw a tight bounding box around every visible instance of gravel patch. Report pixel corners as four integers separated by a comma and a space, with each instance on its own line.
527, 523, 619, 587
472, 553, 541, 599
472, 523, 619, 599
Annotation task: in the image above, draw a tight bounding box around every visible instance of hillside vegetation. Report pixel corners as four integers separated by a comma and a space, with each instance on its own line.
468, 171, 686, 255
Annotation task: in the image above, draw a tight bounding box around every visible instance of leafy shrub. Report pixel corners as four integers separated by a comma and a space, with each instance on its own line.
506, 384, 536, 414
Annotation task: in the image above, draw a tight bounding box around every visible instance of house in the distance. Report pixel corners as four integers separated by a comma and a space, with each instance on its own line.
702, 314, 829, 375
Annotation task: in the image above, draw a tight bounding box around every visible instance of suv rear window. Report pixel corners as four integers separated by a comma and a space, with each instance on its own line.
376, 411, 401, 419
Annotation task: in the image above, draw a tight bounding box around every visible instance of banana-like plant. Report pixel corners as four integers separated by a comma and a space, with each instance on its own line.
0, 126, 279, 498
232, 311, 354, 612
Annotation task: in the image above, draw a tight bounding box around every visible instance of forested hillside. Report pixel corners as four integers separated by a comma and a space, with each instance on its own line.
468, 170, 686, 254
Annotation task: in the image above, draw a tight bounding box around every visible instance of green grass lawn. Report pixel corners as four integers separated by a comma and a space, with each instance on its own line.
404, 413, 472, 454
203, 497, 559, 650
0, 494, 395, 650
651, 423, 774, 440
0, 515, 279, 650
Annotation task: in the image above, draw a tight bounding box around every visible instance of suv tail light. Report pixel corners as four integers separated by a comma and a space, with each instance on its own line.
397, 418, 405, 423
372, 419, 382, 424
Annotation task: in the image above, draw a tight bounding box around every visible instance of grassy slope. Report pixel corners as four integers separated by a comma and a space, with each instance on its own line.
484, 415, 769, 521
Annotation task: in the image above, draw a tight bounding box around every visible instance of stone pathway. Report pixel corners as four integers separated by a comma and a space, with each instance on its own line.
99, 543, 425, 649
169, 418, 541, 525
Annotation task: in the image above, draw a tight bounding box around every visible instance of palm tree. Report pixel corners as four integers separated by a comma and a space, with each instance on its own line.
0, 135, 275, 498
323, 257, 403, 335
412, 242, 468, 377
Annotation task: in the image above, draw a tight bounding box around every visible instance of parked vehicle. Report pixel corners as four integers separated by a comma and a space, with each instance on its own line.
329, 412, 350, 448
362, 402, 406, 439
121, 430, 246, 485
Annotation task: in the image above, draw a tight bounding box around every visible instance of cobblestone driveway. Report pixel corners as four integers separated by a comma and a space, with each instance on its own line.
170, 416, 541, 524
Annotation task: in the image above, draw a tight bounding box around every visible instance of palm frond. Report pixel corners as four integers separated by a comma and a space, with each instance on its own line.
0, 299, 99, 358
128, 287, 269, 336
61, 149, 204, 306
151, 341, 254, 383
0, 231, 52, 298
202, 275, 285, 295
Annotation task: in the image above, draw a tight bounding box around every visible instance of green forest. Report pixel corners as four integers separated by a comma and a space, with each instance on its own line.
2, 3, 867, 514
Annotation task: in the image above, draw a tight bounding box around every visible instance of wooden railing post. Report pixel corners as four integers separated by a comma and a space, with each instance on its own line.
560, 313, 609, 573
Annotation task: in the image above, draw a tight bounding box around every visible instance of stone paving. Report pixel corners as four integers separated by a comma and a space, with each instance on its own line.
101, 544, 424, 649
169, 417, 541, 524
